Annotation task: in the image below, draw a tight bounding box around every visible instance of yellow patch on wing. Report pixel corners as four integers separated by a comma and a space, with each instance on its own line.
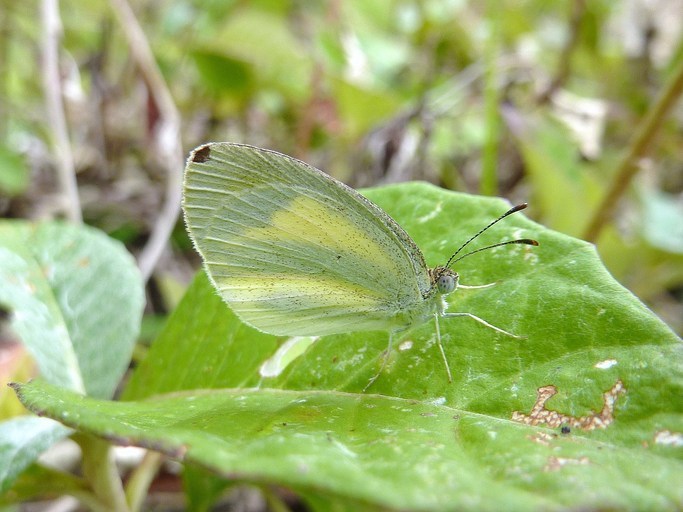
244, 195, 396, 271
218, 273, 386, 307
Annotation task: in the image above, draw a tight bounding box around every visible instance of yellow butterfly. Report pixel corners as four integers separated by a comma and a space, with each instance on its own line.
183, 143, 537, 389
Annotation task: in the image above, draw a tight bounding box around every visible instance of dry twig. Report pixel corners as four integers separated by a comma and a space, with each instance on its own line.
41, 0, 82, 223
583, 53, 683, 242
108, 0, 183, 282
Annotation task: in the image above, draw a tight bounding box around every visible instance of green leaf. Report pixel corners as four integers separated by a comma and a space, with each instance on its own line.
507, 111, 604, 236
331, 78, 402, 139
0, 221, 144, 398
191, 50, 253, 96
0, 145, 29, 196
121, 271, 278, 400
28, 184, 683, 509
0, 461, 88, 504
0, 221, 144, 494
204, 8, 312, 101
14, 378, 683, 511
0, 417, 71, 494
182, 464, 235, 512
640, 185, 683, 254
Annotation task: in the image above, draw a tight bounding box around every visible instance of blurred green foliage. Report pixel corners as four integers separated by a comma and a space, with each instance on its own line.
2, 0, 681, 333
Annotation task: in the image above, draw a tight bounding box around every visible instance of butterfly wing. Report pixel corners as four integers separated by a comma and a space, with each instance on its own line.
183, 143, 431, 336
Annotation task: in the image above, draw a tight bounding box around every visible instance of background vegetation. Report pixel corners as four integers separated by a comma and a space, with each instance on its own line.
0, 0, 681, 510
2, 0, 682, 332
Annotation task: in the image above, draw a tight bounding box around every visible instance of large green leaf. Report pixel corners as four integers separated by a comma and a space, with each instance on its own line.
20, 184, 683, 510
14, 377, 683, 511
0, 221, 144, 494
0, 417, 71, 494
0, 221, 144, 398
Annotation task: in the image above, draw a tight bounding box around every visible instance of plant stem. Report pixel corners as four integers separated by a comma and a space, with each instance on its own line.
108, 0, 183, 282
125, 450, 163, 512
41, 0, 82, 223
481, 2, 501, 196
537, 0, 586, 104
583, 48, 683, 242
76, 434, 129, 512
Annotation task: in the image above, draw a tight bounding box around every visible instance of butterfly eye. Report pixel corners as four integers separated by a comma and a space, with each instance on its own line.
437, 272, 457, 294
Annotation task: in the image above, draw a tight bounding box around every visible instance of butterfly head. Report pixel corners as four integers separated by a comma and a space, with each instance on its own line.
430, 266, 459, 296
426, 204, 538, 301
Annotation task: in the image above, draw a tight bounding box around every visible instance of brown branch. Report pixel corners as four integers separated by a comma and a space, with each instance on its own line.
108, 0, 183, 282
537, 0, 587, 104
41, 0, 82, 223
583, 51, 683, 242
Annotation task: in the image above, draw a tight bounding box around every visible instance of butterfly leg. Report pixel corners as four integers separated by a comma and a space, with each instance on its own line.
442, 312, 524, 338
459, 282, 497, 289
434, 315, 453, 383
363, 331, 396, 392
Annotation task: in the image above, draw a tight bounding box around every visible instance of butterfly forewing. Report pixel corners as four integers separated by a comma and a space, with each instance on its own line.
183, 143, 431, 336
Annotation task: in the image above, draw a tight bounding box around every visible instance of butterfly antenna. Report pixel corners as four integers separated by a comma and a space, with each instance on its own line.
448, 238, 539, 267
445, 203, 536, 268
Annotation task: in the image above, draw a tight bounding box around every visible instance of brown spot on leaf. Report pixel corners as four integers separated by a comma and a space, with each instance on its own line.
544, 455, 590, 472
654, 429, 683, 447
191, 145, 211, 163
511, 380, 625, 431
528, 432, 556, 446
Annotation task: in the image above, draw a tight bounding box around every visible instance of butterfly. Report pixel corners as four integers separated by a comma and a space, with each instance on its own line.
183, 143, 538, 389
